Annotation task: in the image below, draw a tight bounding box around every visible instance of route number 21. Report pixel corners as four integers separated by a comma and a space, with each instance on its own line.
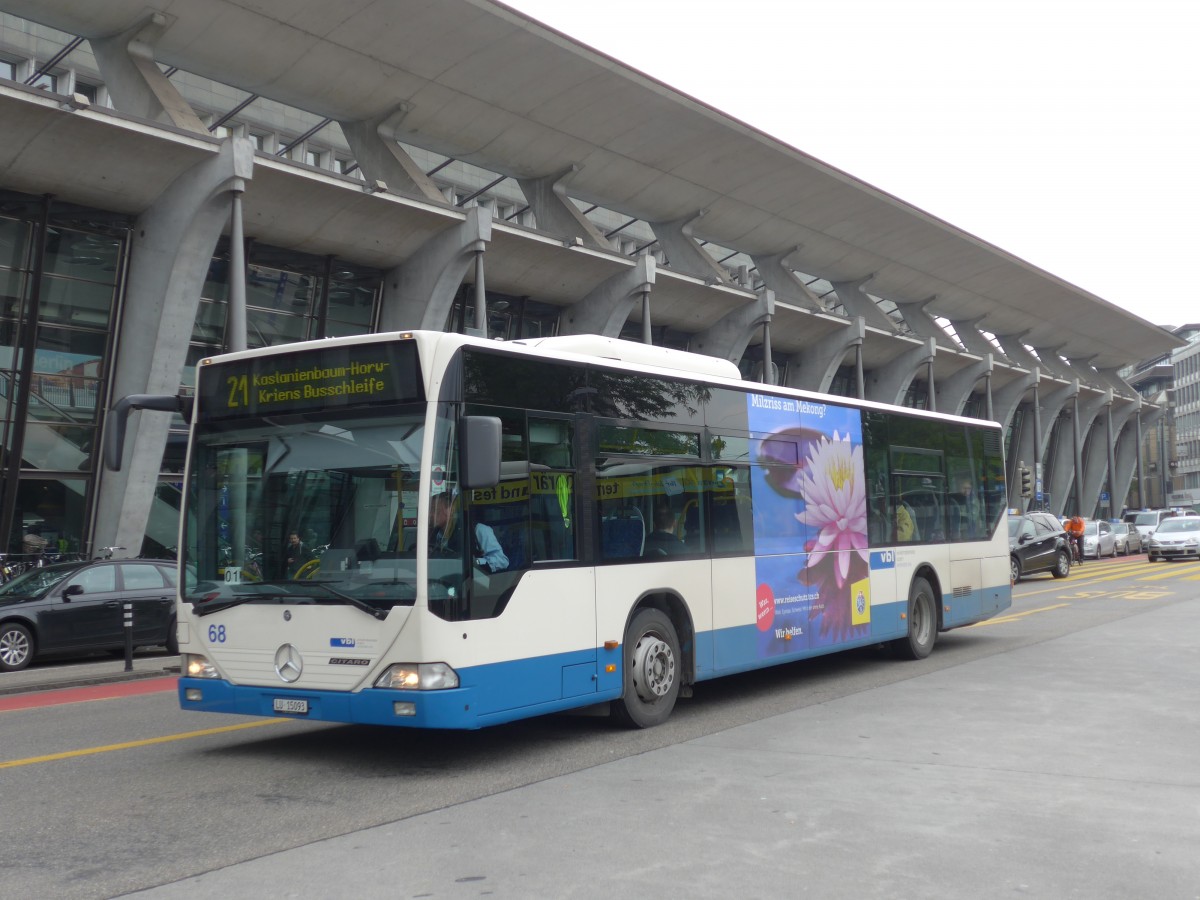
227, 374, 249, 408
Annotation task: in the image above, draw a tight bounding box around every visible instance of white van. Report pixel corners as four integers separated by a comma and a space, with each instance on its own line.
1127, 508, 1176, 541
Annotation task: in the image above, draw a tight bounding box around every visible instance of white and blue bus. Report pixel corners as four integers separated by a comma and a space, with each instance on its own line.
161, 330, 1010, 729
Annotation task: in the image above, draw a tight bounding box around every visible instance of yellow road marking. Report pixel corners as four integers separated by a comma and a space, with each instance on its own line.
971, 603, 1070, 626
1138, 564, 1200, 581
1018, 569, 1141, 596
0, 718, 288, 770
1017, 560, 1200, 594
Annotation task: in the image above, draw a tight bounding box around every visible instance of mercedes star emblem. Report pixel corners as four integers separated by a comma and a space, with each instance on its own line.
273, 643, 304, 683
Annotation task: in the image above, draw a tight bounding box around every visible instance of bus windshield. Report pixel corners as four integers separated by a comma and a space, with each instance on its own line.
183, 410, 424, 615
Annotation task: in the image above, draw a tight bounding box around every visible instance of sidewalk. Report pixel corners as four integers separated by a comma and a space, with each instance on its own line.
0, 653, 179, 696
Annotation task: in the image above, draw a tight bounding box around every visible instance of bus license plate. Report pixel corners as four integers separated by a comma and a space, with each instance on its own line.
273, 698, 309, 715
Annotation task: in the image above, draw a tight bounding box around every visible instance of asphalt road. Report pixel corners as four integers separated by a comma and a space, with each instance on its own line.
2, 553, 1198, 899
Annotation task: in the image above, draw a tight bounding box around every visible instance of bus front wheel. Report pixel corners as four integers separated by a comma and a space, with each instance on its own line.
892, 577, 937, 660
613, 607, 680, 729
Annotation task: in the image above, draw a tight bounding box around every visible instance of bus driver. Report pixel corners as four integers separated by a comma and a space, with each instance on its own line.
429, 492, 509, 573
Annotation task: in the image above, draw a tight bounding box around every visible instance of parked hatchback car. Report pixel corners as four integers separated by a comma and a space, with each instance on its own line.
1146, 516, 1200, 562
1112, 522, 1142, 555
0, 559, 178, 672
1008, 514, 1071, 582
1082, 519, 1116, 558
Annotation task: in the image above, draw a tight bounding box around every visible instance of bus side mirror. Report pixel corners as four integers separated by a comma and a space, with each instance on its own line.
461, 416, 501, 489
105, 394, 193, 471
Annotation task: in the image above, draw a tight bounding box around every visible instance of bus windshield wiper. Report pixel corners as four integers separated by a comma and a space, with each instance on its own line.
306, 579, 388, 620
191, 580, 387, 620
191, 589, 296, 617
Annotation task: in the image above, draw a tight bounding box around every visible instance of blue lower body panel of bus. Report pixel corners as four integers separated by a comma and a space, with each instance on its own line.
178, 671, 622, 730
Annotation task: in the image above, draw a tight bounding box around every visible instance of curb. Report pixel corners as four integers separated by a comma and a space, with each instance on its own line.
0, 665, 180, 698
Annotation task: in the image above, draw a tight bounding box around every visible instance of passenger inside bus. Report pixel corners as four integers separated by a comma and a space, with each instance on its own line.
895, 502, 920, 542
949, 475, 981, 540
644, 504, 685, 557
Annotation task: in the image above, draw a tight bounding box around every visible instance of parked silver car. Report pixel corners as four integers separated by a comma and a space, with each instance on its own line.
1082, 519, 1116, 558
1112, 522, 1142, 555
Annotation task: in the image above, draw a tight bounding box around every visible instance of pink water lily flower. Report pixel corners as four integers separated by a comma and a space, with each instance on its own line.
794, 432, 868, 587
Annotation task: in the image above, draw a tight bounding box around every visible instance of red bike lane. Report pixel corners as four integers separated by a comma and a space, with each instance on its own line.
0, 676, 177, 713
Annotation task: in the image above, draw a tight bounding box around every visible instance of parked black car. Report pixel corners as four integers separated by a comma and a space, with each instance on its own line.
1009, 513, 1072, 582
0, 559, 178, 672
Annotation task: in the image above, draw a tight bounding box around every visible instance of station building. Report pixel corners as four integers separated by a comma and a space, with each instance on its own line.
0, 0, 1184, 557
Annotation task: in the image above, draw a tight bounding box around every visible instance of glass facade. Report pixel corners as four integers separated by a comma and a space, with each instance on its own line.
0, 189, 393, 560
0, 191, 129, 558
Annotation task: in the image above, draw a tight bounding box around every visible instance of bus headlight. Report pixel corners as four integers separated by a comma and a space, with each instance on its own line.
374, 663, 459, 690
185, 654, 221, 679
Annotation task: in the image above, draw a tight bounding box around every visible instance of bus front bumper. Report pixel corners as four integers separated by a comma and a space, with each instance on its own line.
178, 677, 481, 729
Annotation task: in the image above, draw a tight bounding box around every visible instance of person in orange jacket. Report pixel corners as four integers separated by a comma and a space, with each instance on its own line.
1064, 515, 1085, 562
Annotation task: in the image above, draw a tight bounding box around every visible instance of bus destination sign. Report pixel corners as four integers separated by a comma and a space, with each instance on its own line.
197, 341, 422, 421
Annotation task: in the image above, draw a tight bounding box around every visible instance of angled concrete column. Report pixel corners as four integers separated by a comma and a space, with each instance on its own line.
690, 290, 775, 364
936, 354, 993, 416
784, 316, 865, 394
992, 332, 1043, 372
1046, 384, 1103, 515
89, 12, 206, 132
829, 276, 896, 332
648, 211, 729, 283
1095, 366, 1137, 397
1075, 393, 1116, 517
1065, 355, 1102, 389
1031, 345, 1081, 383
992, 370, 1039, 438
748, 248, 825, 312
515, 166, 609, 250
948, 316, 1010, 362
93, 137, 255, 553
378, 207, 491, 331
559, 254, 655, 337
1032, 381, 1080, 513
1112, 400, 1145, 513
337, 105, 445, 203
894, 297, 957, 348
864, 338, 936, 406
1081, 397, 1139, 515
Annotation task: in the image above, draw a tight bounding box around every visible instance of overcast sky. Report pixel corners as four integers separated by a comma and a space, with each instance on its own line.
503, 0, 1197, 330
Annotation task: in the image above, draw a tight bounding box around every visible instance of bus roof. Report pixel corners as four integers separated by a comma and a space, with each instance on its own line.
199, 329, 1001, 431
511, 334, 742, 381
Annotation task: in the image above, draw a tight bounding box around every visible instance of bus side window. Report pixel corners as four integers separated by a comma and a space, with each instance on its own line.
599, 504, 645, 560
530, 472, 575, 561
679, 497, 704, 552
471, 497, 526, 572
712, 468, 753, 554
529, 417, 576, 562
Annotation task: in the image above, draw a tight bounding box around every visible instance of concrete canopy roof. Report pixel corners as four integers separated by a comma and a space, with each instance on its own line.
6, 0, 1183, 370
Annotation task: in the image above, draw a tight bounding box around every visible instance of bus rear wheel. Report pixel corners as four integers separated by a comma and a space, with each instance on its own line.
613, 607, 680, 729
892, 577, 937, 660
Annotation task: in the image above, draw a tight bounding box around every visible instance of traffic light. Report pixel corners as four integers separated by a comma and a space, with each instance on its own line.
1020, 466, 1033, 498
